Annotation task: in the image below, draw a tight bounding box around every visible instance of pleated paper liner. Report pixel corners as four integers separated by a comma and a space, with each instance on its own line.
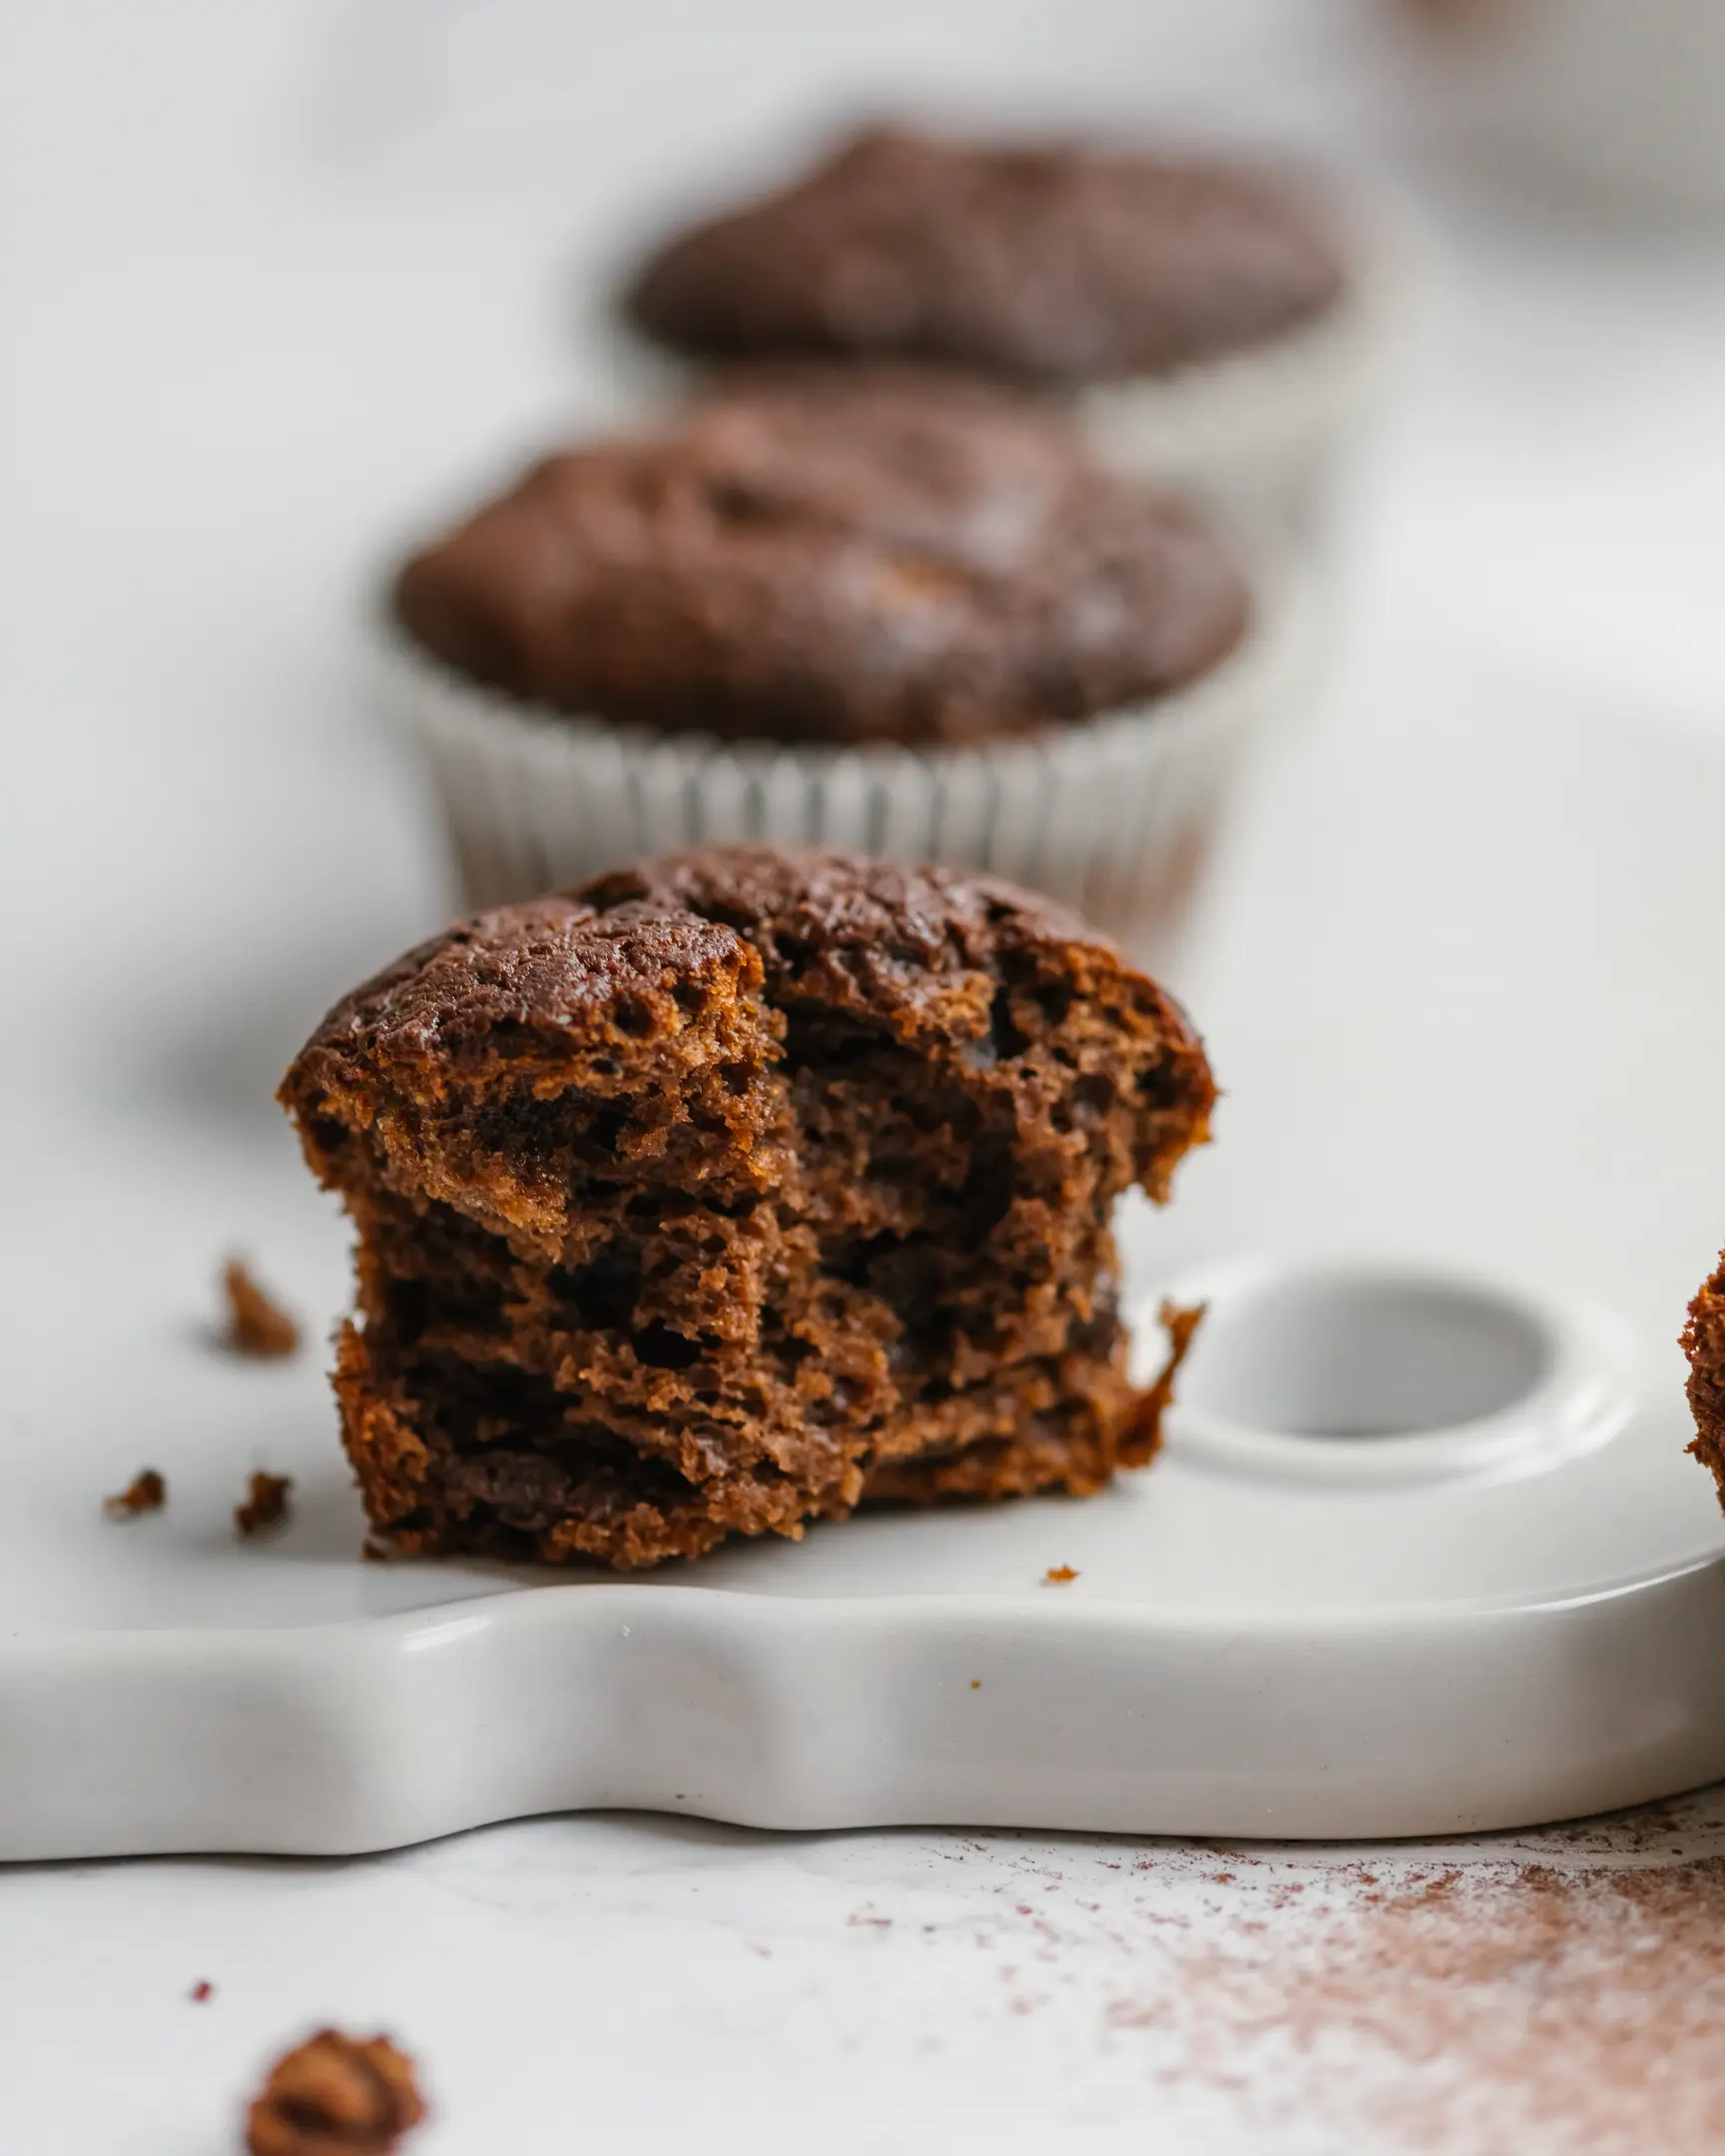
370, 548, 1314, 965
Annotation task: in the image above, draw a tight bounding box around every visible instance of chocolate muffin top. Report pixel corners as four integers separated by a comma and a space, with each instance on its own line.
296, 845, 1166, 1061
288, 841, 1215, 1209
624, 124, 1347, 386
392, 369, 1251, 748
291, 893, 759, 1082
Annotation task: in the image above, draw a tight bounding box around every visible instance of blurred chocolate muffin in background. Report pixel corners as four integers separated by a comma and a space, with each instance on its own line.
393, 365, 1249, 749
617, 122, 1391, 531
376, 366, 1304, 962
627, 125, 1344, 385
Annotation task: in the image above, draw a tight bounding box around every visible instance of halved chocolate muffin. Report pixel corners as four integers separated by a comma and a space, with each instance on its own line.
281, 845, 1216, 1568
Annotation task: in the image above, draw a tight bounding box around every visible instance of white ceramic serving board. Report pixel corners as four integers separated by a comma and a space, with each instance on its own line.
5, 627, 1725, 1860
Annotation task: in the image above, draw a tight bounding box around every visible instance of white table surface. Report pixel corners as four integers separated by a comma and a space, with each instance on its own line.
7, 2, 1725, 2149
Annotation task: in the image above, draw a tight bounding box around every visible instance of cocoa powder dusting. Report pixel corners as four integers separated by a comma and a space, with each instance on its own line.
1102, 1832, 1725, 2154
809, 1791, 1725, 2154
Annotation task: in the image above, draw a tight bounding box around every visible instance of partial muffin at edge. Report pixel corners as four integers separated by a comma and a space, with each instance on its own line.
1683, 1253, 1725, 1509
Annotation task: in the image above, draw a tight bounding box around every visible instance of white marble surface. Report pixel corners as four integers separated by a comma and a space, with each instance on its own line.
6, 1788, 1724, 2156
7, 0, 1725, 2148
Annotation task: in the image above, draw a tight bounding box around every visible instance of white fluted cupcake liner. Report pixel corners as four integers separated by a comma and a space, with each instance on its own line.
370, 553, 1313, 961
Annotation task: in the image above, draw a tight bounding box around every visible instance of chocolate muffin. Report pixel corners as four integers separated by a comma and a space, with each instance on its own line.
392, 367, 1251, 750
1682, 1254, 1725, 1509
625, 125, 1347, 385
281, 845, 1216, 1569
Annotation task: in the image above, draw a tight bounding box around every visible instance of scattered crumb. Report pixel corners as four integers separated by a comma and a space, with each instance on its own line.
1043, 1565, 1078, 1585
360, 1538, 390, 1564
190, 1979, 215, 2003
222, 1257, 300, 1359
236, 1471, 293, 1539
245, 2028, 424, 2156
970, 1679, 982, 1690
104, 1468, 166, 1520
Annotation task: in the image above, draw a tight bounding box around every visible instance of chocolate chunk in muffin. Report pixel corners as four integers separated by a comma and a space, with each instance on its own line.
1683, 1254, 1725, 1509
390, 368, 1249, 749
280, 845, 1216, 1570
625, 124, 1347, 386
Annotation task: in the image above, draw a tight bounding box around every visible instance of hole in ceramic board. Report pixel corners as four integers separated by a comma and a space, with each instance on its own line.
1178, 1271, 1554, 1440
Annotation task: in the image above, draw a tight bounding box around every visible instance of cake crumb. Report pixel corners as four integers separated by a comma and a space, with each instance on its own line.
190, 1979, 215, 2003
236, 1471, 293, 1539
970, 1679, 982, 1689
104, 1468, 166, 1519
360, 1538, 390, 1564
245, 2029, 424, 2156
1043, 1565, 1079, 1585
222, 1258, 300, 1359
